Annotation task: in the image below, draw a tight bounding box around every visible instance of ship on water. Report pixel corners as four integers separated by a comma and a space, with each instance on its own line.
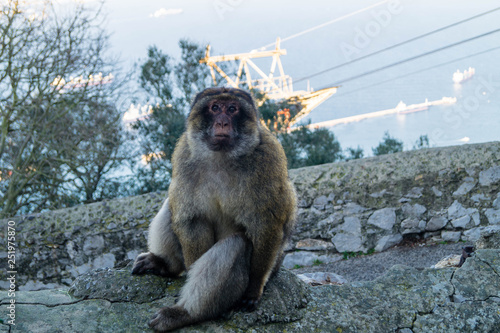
396, 100, 429, 114
453, 67, 475, 84
305, 97, 457, 130
396, 97, 457, 114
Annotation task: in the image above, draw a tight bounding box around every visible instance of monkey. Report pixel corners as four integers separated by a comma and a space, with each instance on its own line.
457, 245, 474, 267
132, 87, 297, 332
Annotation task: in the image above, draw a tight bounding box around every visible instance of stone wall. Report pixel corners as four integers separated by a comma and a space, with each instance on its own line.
3, 230, 500, 332
1, 141, 499, 290
289, 141, 500, 252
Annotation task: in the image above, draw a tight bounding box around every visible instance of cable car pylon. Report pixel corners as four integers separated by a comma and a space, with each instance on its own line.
199, 38, 338, 126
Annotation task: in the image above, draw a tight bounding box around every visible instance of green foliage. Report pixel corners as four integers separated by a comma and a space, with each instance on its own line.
372, 131, 404, 156
345, 146, 364, 161
312, 259, 324, 266
413, 134, 430, 150
130, 40, 212, 195
278, 125, 343, 169
342, 248, 375, 260
254, 92, 301, 132
342, 251, 363, 260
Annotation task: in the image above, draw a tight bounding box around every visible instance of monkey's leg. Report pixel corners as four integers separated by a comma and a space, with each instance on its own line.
148, 233, 251, 332
242, 227, 284, 310
132, 198, 185, 277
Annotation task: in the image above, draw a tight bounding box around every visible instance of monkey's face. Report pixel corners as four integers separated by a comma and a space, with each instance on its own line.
204, 99, 240, 151
187, 88, 260, 156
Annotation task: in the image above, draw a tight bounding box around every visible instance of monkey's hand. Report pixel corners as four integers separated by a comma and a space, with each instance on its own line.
131, 252, 173, 277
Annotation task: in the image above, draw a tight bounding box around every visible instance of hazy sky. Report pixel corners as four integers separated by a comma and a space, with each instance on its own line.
96, 0, 499, 87
50, 0, 500, 150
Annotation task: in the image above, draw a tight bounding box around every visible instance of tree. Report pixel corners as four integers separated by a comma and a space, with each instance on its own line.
0, 1, 125, 216
372, 131, 404, 156
130, 40, 213, 194
345, 146, 364, 160
254, 92, 301, 132
278, 125, 343, 169
413, 134, 430, 150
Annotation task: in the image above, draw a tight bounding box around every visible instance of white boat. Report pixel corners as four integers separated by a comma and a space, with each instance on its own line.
396, 100, 429, 114
453, 67, 475, 84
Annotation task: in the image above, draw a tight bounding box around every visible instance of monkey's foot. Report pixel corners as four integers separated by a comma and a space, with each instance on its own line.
238, 297, 260, 312
149, 306, 193, 332
131, 252, 172, 277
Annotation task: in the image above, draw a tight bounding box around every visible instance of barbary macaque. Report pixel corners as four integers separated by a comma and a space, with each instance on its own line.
132, 87, 297, 331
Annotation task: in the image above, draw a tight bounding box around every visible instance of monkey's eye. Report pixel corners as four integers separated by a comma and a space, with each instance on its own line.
228, 105, 237, 113
211, 104, 220, 112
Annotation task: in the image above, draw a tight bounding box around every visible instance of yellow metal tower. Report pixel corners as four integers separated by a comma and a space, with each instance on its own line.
200, 38, 338, 126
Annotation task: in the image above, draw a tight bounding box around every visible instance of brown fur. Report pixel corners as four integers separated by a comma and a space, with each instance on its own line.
132, 87, 296, 332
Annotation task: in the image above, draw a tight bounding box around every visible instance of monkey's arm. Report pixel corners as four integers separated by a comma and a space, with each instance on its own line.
132, 198, 185, 276
172, 218, 215, 269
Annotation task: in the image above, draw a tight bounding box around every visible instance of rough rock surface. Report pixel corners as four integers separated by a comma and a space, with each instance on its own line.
1, 141, 500, 332
2, 235, 499, 332
1, 142, 499, 291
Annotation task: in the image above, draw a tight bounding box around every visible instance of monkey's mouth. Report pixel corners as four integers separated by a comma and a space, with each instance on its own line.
209, 135, 234, 151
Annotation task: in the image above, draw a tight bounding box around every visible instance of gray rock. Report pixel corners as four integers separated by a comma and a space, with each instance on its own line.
479, 165, 500, 186
313, 195, 329, 210
463, 225, 500, 242
401, 203, 427, 219
318, 212, 344, 228
447, 200, 477, 220
471, 193, 489, 202
69, 265, 172, 303
4, 250, 500, 332
484, 208, 500, 224
452, 249, 500, 301
341, 216, 362, 234
282, 251, 341, 269
405, 187, 423, 198
413, 302, 500, 332
297, 198, 310, 208
106, 222, 117, 230
126, 249, 141, 260
451, 215, 471, 229
401, 218, 426, 234
452, 177, 477, 196
431, 186, 443, 197
368, 208, 396, 230
369, 189, 387, 198
10, 268, 309, 333
332, 233, 365, 253
296, 272, 348, 285
472, 211, 481, 226
426, 215, 448, 231
18, 281, 62, 291
375, 233, 403, 252
295, 238, 335, 251
83, 235, 105, 256
66, 240, 78, 260
493, 193, 500, 209
441, 231, 462, 242
475, 227, 500, 249
342, 202, 367, 215
93, 253, 116, 269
